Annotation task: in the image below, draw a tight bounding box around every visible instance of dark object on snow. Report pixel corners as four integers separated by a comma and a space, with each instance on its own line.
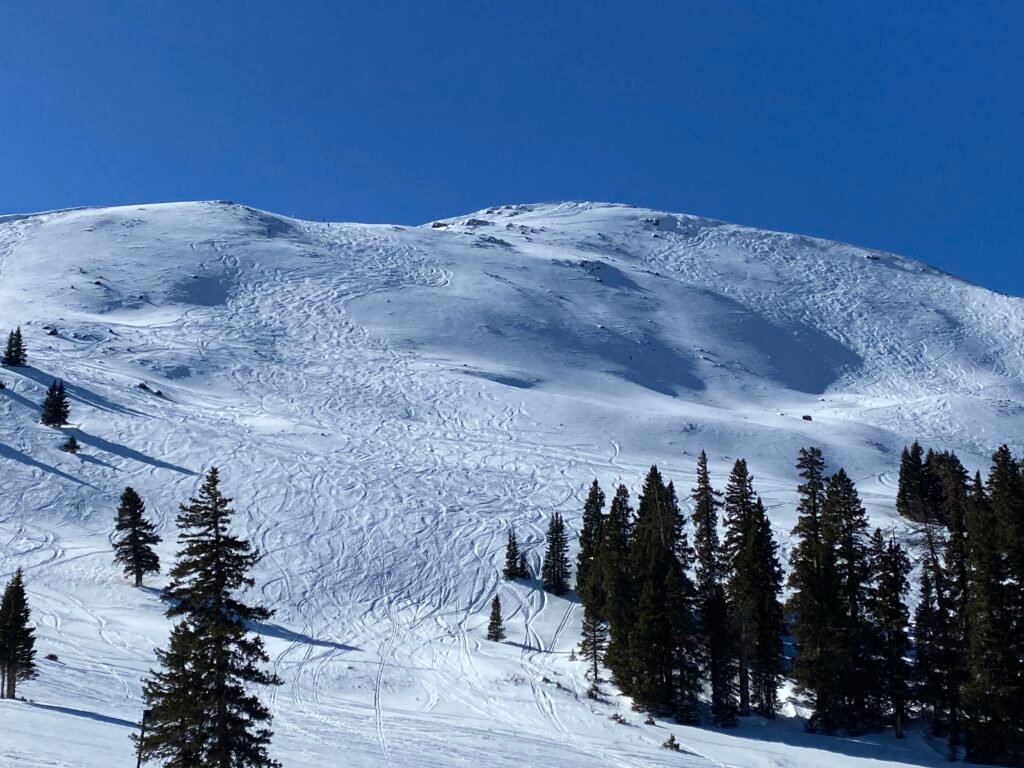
40, 380, 70, 427
3, 327, 27, 367
662, 734, 681, 751
112, 487, 161, 588
60, 435, 80, 454
44, 653, 58, 662
137, 382, 151, 391
46, 328, 58, 337
486, 595, 506, 642
802, 414, 813, 421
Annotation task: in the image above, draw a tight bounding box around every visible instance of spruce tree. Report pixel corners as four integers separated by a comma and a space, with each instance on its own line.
691, 451, 737, 726
868, 528, 911, 738
788, 447, 843, 733
821, 468, 881, 733
541, 512, 571, 595
2, 327, 26, 367
486, 595, 506, 641
502, 529, 522, 580
576, 480, 605, 600
40, 379, 70, 427
896, 442, 928, 523
136, 467, 282, 767
112, 486, 162, 587
722, 459, 768, 717
0, 568, 36, 699
628, 467, 700, 718
963, 455, 1023, 765
599, 484, 635, 689
579, 603, 608, 681
914, 563, 940, 716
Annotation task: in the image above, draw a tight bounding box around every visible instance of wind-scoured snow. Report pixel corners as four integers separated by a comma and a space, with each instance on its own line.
1, 200, 1020, 766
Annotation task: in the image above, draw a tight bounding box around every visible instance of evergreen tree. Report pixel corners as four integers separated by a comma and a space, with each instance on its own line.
541, 512, 571, 595
628, 467, 700, 718
113, 486, 162, 587
691, 451, 737, 726
723, 459, 783, 717
821, 468, 881, 733
788, 447, 843, 733
502, 529, 522, 580
599, 484, 635, 688
868, 528, 911, 738
2, 327, 26, 367
748, 499, 785, 718
0, 568, 36, 699
60, 435, 80, 453
576, 480, 605, 600
963, 454, 1024, 765
486, 595, 506, 642
914, 562, 945, 734
40, 379, 70, 427
136, 467, 282, 768
579, 603, 608, 681
896, 442, 929, 523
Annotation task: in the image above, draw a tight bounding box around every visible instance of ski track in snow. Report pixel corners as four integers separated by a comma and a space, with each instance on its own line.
0, 200, 1018, 767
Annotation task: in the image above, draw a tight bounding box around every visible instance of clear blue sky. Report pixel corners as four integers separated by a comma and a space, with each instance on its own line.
2, 2, 1022, 293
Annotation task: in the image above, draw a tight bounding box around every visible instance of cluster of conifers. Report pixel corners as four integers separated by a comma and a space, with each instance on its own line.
492, 445, 1024, 767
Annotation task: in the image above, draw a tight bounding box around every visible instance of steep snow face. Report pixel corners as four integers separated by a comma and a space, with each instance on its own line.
0, 200, 1020, 767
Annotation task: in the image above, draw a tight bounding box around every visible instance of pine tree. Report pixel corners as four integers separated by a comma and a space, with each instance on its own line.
691, 451, 737, 727
599, 484, 635, 689
722, 459, 766, 717
541, 512, 571, 595
896, 442, 929, 523
788, 447, 843, 733
0, 568, 36, 699
112, 486, 162, 587
486, 595, 506, 642
576, 480, 605, 600
2, 327, 26, 367
60, 435, 80, 453
963, 454, 1023, 765
136, 467, 282, 767
628, 467, 700, 718
579, 603, 608, 681
40, 379, 70, 427
868, 528, 911, 738
502, 529, 522, 580
822, 468, 881, 733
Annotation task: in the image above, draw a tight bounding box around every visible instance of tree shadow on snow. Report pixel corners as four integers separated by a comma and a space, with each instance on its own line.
12, 366, 146, 418
28, 701, 140, 729
0, 443, 95, 488
248, 619, 360, 652
66, 428, 196, 476
699, 710, 950, 768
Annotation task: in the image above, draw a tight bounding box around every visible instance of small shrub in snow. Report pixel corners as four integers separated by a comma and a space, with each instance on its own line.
662, 734, 681, 751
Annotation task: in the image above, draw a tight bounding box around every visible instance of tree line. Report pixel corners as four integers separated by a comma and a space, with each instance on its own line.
495, 444, 1024, 766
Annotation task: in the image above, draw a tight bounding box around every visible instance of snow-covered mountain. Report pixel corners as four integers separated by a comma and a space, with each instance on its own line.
1, 200, 1021, 767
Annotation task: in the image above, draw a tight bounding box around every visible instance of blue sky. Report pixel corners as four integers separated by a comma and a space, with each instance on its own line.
2, 2, 1022, 293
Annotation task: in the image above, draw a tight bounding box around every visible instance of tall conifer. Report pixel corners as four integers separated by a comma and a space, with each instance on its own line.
40, 380, 70, 427
136, 467, 282, 767
113, 487, 162, 587
541, 512, 571, 595
0, 569, 36, 699
576, 480, 605, 600
691, 451, 737, 726
2, 327, 26, 367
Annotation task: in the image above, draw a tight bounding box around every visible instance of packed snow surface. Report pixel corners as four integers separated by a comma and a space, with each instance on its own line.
1, 200, 1022, 766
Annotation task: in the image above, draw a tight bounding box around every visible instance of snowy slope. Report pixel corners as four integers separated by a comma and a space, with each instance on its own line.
1, 200, 1021, 767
